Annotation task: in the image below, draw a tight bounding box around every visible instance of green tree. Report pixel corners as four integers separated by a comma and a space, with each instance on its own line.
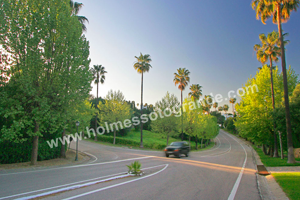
70, 0, 89, 32
0, 0, 92, 165
92, 65, 107, 141
174, 68, 190, 141
252, 0, 299, 163
151, 92, 180, 146
133, 53, 152, 148
235, 65, 298, 155
99, 90, 131, 145
188, 84, 202, 101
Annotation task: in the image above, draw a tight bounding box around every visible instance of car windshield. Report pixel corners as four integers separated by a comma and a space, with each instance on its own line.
170, 142, 182, 146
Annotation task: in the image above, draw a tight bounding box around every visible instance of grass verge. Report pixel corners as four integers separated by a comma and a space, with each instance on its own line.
272, 172, 300, 200
90, 129, 215, 151
252, 145, 300, 167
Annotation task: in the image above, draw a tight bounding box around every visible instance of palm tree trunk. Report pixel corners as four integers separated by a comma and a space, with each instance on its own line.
31, 121, 39, 165
140, 72, 144, 148
95, 81, 99, 141
270, 59, 279, 157
181, 90, 183, 141
277, 4, 295, 163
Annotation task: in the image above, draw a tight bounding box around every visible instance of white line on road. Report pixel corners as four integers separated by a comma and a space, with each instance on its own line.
0, 164, 167, 200
83, 151, 98, 163
62, 164, 169, 200
224, 131, 248, 200
0, 156, 155, 176
199, 134, 232, 157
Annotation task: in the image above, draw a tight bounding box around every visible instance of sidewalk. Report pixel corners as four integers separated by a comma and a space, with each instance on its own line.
224, 130, 299, 200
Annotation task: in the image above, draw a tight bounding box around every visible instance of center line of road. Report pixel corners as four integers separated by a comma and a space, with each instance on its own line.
224, 131, 248, 200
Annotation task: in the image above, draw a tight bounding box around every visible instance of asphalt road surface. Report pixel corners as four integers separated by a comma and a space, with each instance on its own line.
0, 130, 260, 200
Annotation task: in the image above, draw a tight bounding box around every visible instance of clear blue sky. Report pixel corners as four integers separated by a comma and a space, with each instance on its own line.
79, 0, 300, 111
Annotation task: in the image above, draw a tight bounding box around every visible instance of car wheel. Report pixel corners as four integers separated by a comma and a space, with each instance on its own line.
166, 154, 169, 157
177, 153, 181, 158
185, 153, 189, 157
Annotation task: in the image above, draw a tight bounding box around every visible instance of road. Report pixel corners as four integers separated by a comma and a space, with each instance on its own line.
0, 130, 260, 200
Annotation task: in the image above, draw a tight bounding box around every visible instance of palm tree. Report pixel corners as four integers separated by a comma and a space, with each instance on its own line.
218, 106, 223, 112
213, 102, 218, 111
254, 31, 285, 158
92, 65, 107, 141
188, 84, 202, 101
134, 53, 152, 148
229, 98, 236, 114
70, 0, 89, 32
252, 0, 299, 163
174, 68, 190, 141
202, 95, 213, 115
223, 104, 229, 115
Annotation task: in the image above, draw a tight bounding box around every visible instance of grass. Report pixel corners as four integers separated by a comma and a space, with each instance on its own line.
91, 129, 215, 151
252, 145, 300, 167
222, 129, 300, 167
272, 172, 300, 200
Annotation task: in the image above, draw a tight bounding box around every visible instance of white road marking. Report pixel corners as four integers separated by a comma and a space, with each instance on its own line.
0, 164, 167, 200
62, 164, 169, 200
200, 134, 232, 157
224, 131, 248, 200
0, 156, 155, 176
83, 151, 98, 163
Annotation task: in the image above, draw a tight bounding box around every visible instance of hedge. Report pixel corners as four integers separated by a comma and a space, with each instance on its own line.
0, 139, 61, 164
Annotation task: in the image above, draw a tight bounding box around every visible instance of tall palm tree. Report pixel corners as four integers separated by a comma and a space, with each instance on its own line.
92, 65, 107, 141
213, 102, 218, 111
70, 0, 89, 32
134, 53, 152, 148
174, 68, 190, 141
252, 0, 299, 163
254, 31, 285, 157
223, 104, 229, 115
188, 84, 202, 101
229, 98, 236, 114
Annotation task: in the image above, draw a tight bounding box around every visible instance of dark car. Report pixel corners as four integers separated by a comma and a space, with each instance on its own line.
164, 141, 190, 158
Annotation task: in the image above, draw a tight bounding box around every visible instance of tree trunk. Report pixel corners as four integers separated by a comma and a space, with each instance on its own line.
167, 134, 169, 146
201, 138, 203, 149
270, 59, 279, 157
263, 144, 268, 155
60, 129, 66, 158
113, 129, 116, 145
195, 136, 198, 150
95, 82, 99, 141
31, 122, 39, 165
140, 72, 144, 148
279, 131, 284, 159
181, 90, 183, 141
277, 4, 295, 164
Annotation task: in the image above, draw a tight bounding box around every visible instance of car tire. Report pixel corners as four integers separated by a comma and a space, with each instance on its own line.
166, 154, 169, 157
177, 153, 181, 158
185, 153, 188, 157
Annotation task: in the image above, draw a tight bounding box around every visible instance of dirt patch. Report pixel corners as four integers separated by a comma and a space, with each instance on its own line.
0, 149, 90, 171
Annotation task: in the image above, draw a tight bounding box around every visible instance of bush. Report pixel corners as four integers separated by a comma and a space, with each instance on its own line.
0, 139, 61, 164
